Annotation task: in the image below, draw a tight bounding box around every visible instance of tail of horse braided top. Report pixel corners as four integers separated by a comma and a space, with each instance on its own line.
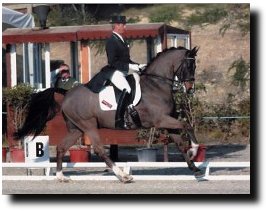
13, 88, 66, 140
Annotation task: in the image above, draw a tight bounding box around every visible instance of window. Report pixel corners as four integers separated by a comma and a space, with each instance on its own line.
167, 34, 190, 49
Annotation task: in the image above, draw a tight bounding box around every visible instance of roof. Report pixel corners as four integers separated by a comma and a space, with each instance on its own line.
2, 23, 190, 44
2, 6, 35, 31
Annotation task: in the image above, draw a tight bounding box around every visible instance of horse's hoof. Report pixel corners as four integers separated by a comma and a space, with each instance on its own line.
57, 177, 71, 183
121, 175, 134, 183
194, 170, 204, 177
61, 179, 71, 183
194, 170, 207, 181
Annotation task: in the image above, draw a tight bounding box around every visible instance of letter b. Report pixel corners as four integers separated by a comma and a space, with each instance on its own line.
36, 142, 44, 157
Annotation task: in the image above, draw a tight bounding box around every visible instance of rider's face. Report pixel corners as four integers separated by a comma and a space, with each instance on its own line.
114, 23, 126, 35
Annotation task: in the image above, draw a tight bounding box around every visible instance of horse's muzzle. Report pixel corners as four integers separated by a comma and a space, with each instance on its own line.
186, 88, 195, 94
184, 81, 194, 94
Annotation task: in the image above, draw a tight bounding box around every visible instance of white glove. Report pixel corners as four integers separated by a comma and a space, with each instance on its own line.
54, 68, 61, 75
129, 64, 140, 71
138, 64, 147, 71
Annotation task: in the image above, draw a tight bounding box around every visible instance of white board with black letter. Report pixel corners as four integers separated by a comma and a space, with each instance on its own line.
24, 136, 50, 163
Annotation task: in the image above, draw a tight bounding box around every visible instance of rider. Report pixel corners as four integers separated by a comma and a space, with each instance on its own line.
106, 15, 146, 128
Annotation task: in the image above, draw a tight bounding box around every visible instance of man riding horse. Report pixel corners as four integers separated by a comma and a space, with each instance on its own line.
101, 15, 145, 128
14, 18, 201, 182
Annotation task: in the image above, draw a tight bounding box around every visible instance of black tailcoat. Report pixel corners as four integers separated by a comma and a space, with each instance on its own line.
105, 33, 137, 74
86, 33, 137, 92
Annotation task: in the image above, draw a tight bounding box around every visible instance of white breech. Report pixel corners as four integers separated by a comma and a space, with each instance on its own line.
131, 71, 140, 83
110, 70, 131, 93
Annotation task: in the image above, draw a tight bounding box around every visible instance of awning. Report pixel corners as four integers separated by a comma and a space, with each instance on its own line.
3, 22, 190, 44
2, 7, 35, 31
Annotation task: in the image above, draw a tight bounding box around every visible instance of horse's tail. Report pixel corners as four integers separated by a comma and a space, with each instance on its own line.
13, 88, 66, 140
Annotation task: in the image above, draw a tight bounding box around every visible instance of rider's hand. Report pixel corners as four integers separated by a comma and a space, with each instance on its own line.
54, 66, 68, 74
129, 64, 140, 71
138, 64, 147, 71
59, 66, 68, 72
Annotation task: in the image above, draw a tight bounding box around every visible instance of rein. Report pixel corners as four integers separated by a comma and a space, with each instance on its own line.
141, 57, 195, 86
140, 72, 176, 85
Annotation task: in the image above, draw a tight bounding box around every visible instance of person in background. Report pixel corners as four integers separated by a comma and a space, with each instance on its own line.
51, 63, 79, 91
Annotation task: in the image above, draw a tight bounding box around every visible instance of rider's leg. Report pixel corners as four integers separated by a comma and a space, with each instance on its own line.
131, 72, 140, 105
110, 71, 131, 93
115, 89, 130, 128
110, 71, 131, 128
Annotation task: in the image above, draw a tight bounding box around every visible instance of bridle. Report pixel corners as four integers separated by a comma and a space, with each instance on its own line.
173, 57, 196, 94
141, 56, 196, 94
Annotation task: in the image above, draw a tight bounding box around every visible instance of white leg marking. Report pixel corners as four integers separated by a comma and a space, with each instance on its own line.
56, 170, 69, 182
112, 165, 133, 183
188, 141, 199, 160
112, 165, 124, 177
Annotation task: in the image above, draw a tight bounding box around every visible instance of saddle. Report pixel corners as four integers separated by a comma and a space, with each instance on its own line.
85, 72, 142, 128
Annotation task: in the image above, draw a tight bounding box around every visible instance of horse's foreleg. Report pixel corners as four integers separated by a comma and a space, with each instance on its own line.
185, 128, 199, 160
157, 116, 199, 159
155, 115, 186, 129
169, 134, 202, 177
56, 129, 82, 181
86, 129, 133, 183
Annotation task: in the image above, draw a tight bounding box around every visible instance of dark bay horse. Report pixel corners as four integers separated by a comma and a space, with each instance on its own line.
15, 46, 202, 182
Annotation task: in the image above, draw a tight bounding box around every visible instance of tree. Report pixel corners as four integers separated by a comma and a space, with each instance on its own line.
228, 58, 250, 91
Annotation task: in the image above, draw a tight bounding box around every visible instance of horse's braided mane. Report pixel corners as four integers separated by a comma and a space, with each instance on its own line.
143, 46, 188, 71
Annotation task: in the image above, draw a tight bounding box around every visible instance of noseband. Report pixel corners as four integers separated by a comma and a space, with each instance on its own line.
173, 57, 196, 94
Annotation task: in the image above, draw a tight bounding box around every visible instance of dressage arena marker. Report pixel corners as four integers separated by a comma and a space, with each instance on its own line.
2, 161, 250, 181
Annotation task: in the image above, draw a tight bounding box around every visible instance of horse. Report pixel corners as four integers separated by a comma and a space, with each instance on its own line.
14, 46, 202, 183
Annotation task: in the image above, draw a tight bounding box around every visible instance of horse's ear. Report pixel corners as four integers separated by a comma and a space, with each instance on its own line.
190, 46, 199, 57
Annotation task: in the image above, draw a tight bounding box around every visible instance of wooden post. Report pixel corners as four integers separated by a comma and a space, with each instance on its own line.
5, 44, 11, 87
4, 44, 16, 148
80, 41, 92, 150
146, 37, 154, 62
163, 143, 169, 162
110, 145, 119, 162
10, 44, 17, 87
80, 40, 90, 83
70, 41, 79, 80
155, 35, 162, 53
44, 43, 51, 88
162, 24, 167, 50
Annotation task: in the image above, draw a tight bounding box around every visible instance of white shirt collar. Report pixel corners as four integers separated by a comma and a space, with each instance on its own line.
112, 31, 124, 43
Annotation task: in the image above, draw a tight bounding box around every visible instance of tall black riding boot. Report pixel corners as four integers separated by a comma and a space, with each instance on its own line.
115, 89, 130, 128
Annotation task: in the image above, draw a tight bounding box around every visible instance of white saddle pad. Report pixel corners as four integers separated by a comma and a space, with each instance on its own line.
99, 84, 141, 111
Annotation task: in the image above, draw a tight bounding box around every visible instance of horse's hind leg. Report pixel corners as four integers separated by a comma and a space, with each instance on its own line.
67, 117, 133, 183
56, 127, 83, 181
85, 127, 133, 183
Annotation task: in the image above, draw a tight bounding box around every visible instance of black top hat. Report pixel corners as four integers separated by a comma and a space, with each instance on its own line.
110, 15, 127, 24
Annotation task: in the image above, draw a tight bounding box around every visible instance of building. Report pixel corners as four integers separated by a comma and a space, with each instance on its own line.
2, 4, 191, 147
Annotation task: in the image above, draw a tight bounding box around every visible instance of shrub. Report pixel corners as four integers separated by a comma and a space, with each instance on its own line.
228, 58, 250, 91
3, 83, 36, 135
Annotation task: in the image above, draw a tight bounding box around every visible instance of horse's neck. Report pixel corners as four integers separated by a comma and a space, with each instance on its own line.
138, 74, 174, 118
145, 57, 173, 79
140, 66, 174, 102
141, 57, 173, 90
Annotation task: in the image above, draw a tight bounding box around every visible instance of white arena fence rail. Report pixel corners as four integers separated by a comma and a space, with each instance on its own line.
2, 161, 250, 181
